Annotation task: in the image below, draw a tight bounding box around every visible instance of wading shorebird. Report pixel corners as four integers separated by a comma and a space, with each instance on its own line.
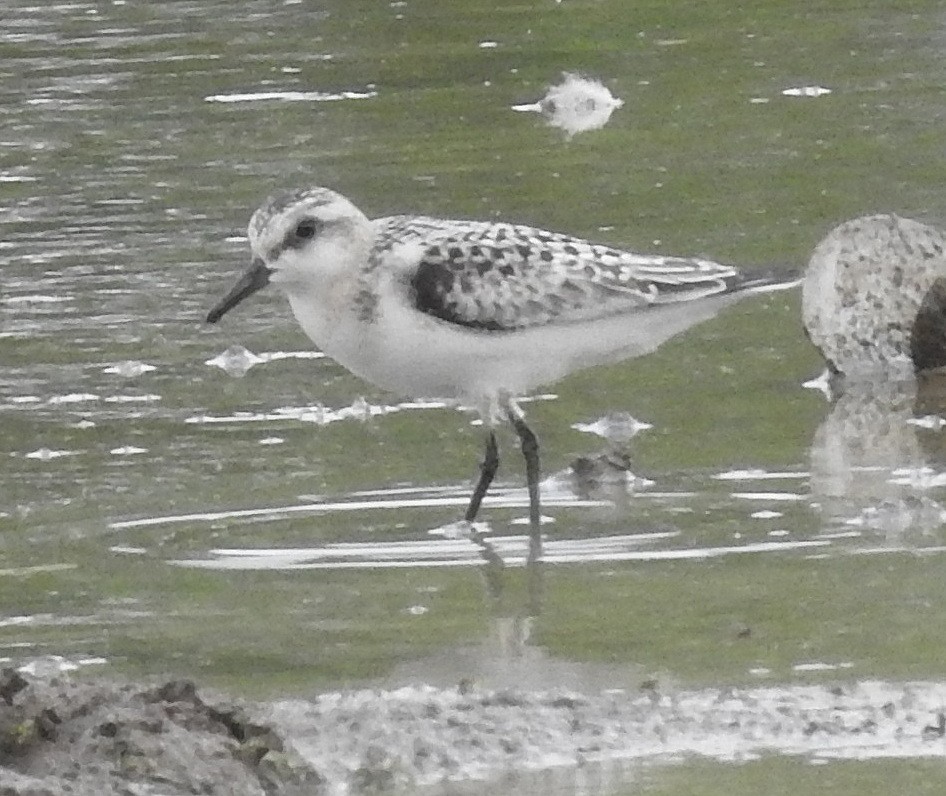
207, 187, 799, 544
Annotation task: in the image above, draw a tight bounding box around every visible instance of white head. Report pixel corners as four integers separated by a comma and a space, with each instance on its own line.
207, 186, 372, 323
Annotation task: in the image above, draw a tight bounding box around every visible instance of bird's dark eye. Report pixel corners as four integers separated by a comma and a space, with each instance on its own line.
294, 217, 319, 240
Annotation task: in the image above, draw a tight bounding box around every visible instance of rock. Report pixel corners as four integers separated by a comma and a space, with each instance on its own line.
0, 671, 28, 706
0, 673, 322, 796
802, 214, 946, 380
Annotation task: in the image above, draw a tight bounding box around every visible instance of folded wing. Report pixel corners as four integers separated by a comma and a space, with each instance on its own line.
378, 216, 740, 331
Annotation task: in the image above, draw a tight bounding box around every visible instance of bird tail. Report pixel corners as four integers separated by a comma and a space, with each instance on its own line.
731, 264, 803, 295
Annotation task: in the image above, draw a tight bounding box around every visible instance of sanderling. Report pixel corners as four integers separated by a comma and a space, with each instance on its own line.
207, 186, 799, 543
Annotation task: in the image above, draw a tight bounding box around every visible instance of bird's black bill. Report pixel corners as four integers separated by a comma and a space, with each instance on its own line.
206, 258, 271, 323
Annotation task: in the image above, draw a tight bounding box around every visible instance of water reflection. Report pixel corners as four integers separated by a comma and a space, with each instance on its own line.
110, 392, 946, 579
809, 373, 946, 545
163, 530, 833, 572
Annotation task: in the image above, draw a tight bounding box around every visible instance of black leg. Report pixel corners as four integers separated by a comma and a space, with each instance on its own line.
506, 411, 541, 541
465, 430, 499, 522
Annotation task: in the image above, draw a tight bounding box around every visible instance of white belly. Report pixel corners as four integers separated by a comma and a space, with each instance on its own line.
285, 281, 749, 405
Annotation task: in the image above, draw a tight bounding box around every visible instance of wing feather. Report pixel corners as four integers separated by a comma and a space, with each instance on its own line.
376, 216, 740, 331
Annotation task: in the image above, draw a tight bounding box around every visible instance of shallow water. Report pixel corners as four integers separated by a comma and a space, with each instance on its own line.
5, 0, 946, 792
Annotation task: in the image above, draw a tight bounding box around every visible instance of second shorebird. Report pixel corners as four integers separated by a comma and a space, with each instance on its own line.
207, 187, 798, 543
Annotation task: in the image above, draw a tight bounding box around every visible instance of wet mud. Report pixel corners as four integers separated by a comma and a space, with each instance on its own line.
2, 669, 946, 795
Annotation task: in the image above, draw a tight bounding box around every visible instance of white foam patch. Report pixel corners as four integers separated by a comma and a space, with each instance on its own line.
206, 346, 326, 377
512, 72, 623, 137
109, 446, 148, 456
802, 369, 832, 398
907, 415, 946, 429
102, 361, 157, 377
793, 661, 854, 672
24, 448, 80, 461
715, 469, 808, 481
103, 394, 161, 403
887, 468, 946, 488
731, 492, 807, 502
204, 89, 376, 103
186, 396, 442, 426
47, 393, 99, 404
571, 412, 652, 442
2, 294, 72, 304
782, 85, 832, 97
17, 655, 108, 677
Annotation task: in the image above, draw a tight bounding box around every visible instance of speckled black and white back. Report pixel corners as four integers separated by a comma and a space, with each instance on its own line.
373, 214, 763, 332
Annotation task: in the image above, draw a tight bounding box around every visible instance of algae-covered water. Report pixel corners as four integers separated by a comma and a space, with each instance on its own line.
4, 1, 946, 792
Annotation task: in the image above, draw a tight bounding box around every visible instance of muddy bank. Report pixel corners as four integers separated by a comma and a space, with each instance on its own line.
0, 670, 321, 796
2, 668, 946, 795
